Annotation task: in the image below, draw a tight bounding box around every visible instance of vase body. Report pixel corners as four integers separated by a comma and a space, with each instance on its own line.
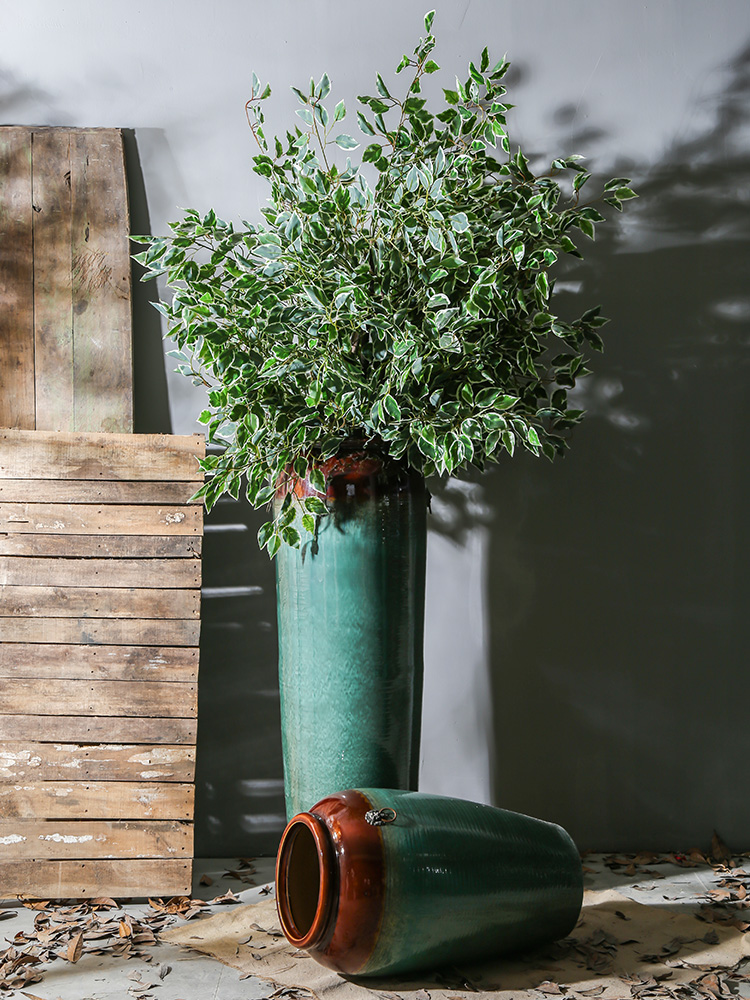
275, 788, 584, 978
274, 451, 427, 820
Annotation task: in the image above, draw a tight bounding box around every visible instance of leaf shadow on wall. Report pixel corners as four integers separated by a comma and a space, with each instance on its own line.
480, 40, 750, 852
0, 67, 58, 123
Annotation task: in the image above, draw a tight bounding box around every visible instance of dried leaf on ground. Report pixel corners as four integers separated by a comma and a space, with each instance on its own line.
66, 930, 83, 963
209, 890, 241, 905
711, 831, 733, 865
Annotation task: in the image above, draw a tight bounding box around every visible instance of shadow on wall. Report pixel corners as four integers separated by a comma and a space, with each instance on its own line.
120, 37, 750, 856
195, 483, 284, 857
479, 39, 750, 852
123, 132, 284, 857
122, 129, 172, 434
0, 66, 60, 123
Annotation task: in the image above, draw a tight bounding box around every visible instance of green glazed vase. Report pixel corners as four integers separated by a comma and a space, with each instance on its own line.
275, 788, 583, 978
274, 450, 427, 819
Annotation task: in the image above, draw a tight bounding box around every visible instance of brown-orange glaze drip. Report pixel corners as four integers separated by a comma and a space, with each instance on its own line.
275, 449, 416, 503
276, 790, 385, 975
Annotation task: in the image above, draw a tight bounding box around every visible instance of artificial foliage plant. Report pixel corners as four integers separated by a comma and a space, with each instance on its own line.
133, 11, 635, 557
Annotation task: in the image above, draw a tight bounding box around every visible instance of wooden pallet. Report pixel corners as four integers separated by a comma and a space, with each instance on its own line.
0, 430, 204, 897
0, 127, 132, 433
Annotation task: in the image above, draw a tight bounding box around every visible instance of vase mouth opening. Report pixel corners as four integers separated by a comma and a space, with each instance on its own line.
275, 813, 334, 949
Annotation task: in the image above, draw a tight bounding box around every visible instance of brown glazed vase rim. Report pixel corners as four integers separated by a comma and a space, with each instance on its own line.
275, 812, 335, 949
275, 791, 386, 975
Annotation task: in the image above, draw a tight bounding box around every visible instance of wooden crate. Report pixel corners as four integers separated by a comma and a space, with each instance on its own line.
0, 127, 132, 433
0, 430, 204, 897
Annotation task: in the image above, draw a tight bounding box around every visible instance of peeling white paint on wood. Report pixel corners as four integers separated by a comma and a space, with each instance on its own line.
128, 748, 186, 765
0, 750, 42, 766
39, 833, 93, 843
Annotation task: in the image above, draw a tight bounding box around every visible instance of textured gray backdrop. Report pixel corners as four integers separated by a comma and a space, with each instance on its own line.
2, 0, 748, 855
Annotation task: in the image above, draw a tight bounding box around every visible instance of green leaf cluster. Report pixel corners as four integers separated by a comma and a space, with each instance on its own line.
133, 10, 635, 556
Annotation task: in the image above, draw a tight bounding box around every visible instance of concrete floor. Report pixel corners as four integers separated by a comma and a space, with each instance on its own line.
1, 856, 748, 999
0, 858, 276, 1000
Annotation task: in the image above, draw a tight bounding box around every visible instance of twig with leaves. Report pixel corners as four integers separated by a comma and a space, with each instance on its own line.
133, 10, 635, 556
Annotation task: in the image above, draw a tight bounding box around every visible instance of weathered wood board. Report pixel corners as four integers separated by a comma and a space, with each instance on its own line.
0, 430, 203, 480
0, 860, 192, 898
0, 535, 202, 558
0, 430, 204, 897
0, 557, 201, 588
0, 127, 133, 433
0, 643, 198, 682
1, 819, 193, 859
0, 783, 194, 821
0, 716, 197, 745
0, 743, 195, 782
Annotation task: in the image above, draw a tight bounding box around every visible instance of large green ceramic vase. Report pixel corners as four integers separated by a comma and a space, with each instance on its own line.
274, 450, 427, 819
275, 788, 584, 977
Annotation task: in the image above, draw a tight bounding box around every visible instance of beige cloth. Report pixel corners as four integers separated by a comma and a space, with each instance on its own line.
162, 890, 750, 999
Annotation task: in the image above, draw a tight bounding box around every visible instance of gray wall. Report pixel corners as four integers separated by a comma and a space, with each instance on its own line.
3, 0, 748, 854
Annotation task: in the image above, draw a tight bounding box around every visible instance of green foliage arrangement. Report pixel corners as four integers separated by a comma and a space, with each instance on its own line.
133, 11, 635, 556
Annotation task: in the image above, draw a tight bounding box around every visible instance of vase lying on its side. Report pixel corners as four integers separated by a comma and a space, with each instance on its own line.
275, 788, 583, 978
274, 451, 427, 819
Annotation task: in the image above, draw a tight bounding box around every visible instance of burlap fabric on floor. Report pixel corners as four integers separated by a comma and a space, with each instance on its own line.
162, 887, 750, 1000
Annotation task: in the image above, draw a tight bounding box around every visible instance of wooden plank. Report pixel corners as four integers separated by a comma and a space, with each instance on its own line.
0, 617, 200, 645
0, 819, 192, 860
0, 480, 203, 504
0, 781, 194, 820
0, 678, 197, 717
0, 128, 35, 428
0, 556, 201, 589
0, 715, 197, 744
0, 430, 205, 480
0, 643, 198, 682
0, 858, 192, 898
32, 129, 75, 430
0, 502, 202, 535
70, 130, 133, 433
0, 534, 202, 557
0, 585, 200, 619
0, 743, 195, 782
